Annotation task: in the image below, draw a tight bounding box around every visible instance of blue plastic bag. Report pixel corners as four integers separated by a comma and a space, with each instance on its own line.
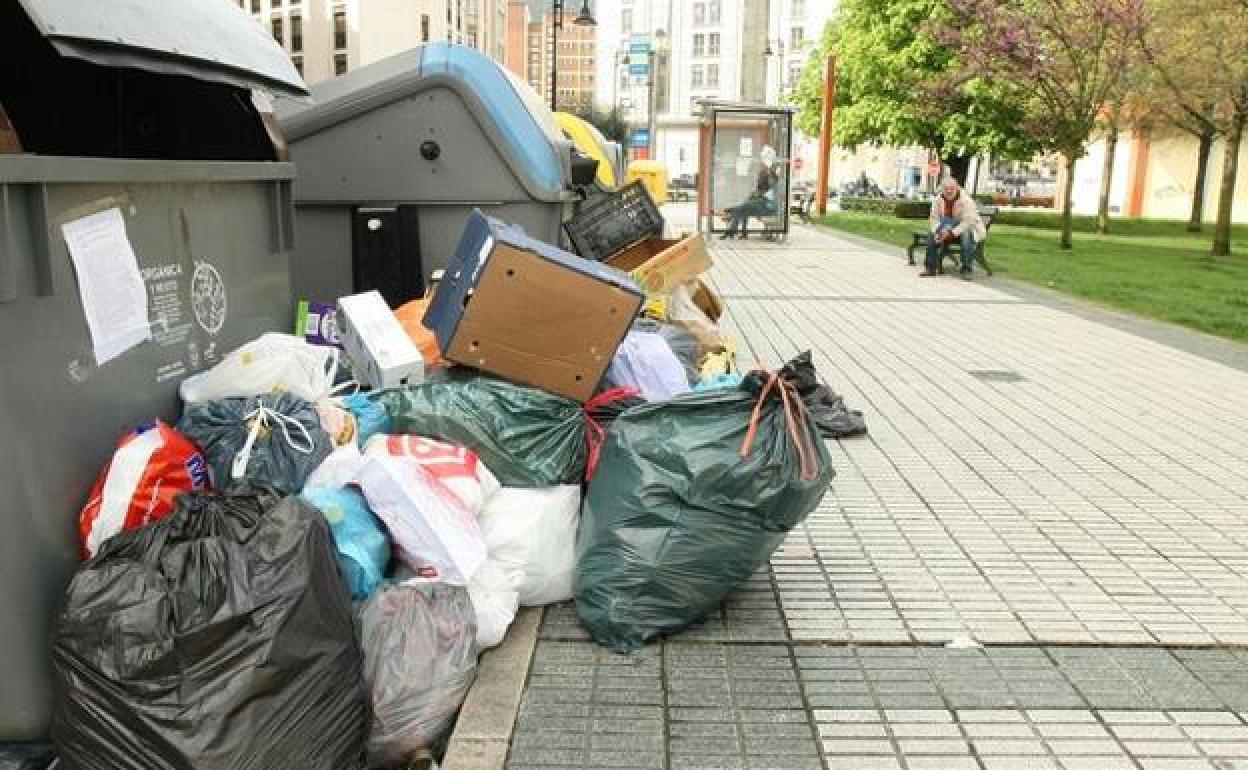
303, 487, 390, 600
343, 392, 391, 446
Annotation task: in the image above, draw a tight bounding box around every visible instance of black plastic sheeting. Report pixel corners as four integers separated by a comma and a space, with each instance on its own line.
50, 486, 368, 769
782, 351, 868, 438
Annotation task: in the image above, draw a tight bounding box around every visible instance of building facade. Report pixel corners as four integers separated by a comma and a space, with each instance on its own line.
239, 0, 506, 86
504, 1, 531, 80
595, 0, 835, 174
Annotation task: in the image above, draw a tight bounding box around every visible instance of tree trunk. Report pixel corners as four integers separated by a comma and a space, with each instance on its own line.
947, 154, 971, 187
1096, 128, 1119, 234
1212, 113, 1244, 257
1061, 154, 1077, 249
1188, 128, 1215, 233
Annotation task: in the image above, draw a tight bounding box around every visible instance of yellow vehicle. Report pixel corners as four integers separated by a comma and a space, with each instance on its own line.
553, 112, 620, 188
626, 159, 668, 205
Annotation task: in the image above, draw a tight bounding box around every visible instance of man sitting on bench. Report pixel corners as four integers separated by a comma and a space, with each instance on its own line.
922, 178, 986, 280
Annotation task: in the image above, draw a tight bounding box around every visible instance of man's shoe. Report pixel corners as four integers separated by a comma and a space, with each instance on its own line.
960, 268, 972, 280
919, 270, 938, 277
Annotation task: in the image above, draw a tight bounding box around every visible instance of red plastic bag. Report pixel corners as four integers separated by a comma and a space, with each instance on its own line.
79, 420, 210, 558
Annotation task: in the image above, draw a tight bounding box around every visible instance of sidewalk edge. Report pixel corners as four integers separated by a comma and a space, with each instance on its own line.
442, 607, 542, 770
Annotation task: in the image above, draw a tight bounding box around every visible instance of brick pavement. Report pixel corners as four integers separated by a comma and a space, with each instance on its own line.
505, 225, 1248, 770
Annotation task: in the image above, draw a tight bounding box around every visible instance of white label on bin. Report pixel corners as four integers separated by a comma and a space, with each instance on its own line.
190, 261, 227, 335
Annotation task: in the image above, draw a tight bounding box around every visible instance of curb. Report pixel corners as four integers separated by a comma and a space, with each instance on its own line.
441, 607, 542, 770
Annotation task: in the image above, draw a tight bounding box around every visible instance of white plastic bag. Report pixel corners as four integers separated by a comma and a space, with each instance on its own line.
178, 333, 345, 404
364, 434, 500, 514
304, 443, 367, 490
359, 580, 477, 766
355, 455, 486, 585
478, 486, 581, 606
605, 331, 692, 402
466, 559, 520, 650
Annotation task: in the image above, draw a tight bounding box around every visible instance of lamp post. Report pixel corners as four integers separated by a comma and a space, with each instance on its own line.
549, 0, 596, 113
646, 30, 666, 162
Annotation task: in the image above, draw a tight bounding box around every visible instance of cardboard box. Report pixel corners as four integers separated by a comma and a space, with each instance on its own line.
424, 210, 643, 402
604, 234, 711, 296
337, 290, 425, 389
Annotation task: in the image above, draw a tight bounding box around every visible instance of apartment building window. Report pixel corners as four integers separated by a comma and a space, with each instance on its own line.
250, 0, 260, 13
790, 26, 804, 48
333, 9, 347, 49
334, 52, 348, 75
692, 34, 705, 57
421, 14, 431, 41
693, 3, 705, 25
709, 0, 721, 23
290, 13, 303, 53
708, 33, 720, 56
788, 62, 801, 87
691, 64, 704, 87
292, 55, 304, 76
271, 16, 283, 45
707, 63, 719, 88
621, 9, 632, 33
790, 0, 804, 17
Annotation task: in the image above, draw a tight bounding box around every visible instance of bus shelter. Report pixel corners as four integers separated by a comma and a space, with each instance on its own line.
696, 102, 795, 239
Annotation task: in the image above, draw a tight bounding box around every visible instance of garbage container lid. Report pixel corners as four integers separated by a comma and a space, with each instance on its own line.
16, 0, 307, 97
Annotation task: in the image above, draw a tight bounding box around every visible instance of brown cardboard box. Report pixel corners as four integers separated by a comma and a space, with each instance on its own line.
427, 211, 644, 402
605, 234, 711, 296
691, 279, 724, 322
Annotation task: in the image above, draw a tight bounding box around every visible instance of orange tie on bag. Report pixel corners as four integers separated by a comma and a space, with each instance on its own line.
740, 371, 819, 481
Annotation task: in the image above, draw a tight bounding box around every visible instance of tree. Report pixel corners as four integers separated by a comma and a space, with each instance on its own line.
941, 0, 1148, 249
576, 105, 631, 145
1135, 5, 1223, 232
791, 0, 1036, 187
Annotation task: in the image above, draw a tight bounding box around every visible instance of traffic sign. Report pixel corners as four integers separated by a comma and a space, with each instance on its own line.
794, 157, 804, 171
630, 129, 650, 148
927, 159, 942, 176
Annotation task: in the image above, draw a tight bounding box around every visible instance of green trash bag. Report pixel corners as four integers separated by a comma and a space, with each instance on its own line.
372, 371, 587, 487
575, 362, 834, 651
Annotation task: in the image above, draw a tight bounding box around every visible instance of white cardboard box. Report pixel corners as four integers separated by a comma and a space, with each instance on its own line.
337, 290, 424, 389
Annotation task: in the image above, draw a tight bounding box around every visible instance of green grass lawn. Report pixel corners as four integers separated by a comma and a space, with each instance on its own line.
813, 211, 1248, 343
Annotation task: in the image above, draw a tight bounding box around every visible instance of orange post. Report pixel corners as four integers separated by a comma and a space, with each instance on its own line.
815, 54, 836, 215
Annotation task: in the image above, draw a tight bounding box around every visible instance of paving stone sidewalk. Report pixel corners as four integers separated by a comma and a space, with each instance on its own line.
506, 225, 1248, 770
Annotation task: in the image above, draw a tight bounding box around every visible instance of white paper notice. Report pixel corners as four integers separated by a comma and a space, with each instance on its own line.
62, 207, 151, 365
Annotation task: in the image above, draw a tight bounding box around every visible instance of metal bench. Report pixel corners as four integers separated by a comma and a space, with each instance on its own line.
906, 205, 997, 275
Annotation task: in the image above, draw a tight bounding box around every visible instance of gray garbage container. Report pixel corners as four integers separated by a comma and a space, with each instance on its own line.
278, 42, 579, 307
0, 0, 306, 741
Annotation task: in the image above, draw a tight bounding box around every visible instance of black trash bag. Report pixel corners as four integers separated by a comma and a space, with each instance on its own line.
372, 371, 587, 487
780, 351, 868, 438
0, 745, 55, 770
178, 392, 333, 493
50, 486, 368, 770
575, 365, 835, 651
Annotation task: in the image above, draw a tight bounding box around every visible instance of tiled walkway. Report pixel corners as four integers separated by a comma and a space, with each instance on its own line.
506, 225, 1248, 770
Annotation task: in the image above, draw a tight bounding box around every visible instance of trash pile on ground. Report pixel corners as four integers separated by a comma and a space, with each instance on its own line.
47, 184, 866, 768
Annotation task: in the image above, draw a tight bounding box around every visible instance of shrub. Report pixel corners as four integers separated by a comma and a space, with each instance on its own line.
893, 201, 930, 219
839, 197, 929, 219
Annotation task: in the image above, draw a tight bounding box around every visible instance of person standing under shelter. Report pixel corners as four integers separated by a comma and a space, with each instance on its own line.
921, 178, 986, 280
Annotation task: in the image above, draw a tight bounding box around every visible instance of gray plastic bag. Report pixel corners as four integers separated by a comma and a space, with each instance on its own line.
178, 392, 333, 493
360, 581, 478, 768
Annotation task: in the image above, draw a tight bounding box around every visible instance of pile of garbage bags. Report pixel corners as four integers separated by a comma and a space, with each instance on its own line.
47, 195, 866, 768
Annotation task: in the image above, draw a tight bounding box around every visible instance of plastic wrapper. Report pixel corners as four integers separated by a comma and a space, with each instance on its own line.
178, 332, 344, 403
343, 391, 392, 446
365, 434, 500, 513
479, 486, 582, 607
394, 298, 447, 371
576, 359, 835, 651
781, 351, 869, 438
354, 454, 486, 585
78, 420, 209, 558
177, 392, 333, 494
51, 486, 368, 769
604, 331, 692, 402
372, 372, 587, 487
466, 558, 520, 649
359, 581, 477, 768
303, 486, 390, 600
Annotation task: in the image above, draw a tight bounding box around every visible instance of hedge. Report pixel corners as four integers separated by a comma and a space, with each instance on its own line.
840, 197, 929, 219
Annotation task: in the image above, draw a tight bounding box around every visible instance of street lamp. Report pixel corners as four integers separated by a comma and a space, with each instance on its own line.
549, 0, 596, 113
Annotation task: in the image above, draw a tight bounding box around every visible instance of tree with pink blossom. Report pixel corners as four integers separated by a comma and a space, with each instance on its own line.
938, 0, 1148, 248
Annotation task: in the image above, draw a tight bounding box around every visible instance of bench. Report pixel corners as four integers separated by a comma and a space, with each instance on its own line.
906, 205, 997, 275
